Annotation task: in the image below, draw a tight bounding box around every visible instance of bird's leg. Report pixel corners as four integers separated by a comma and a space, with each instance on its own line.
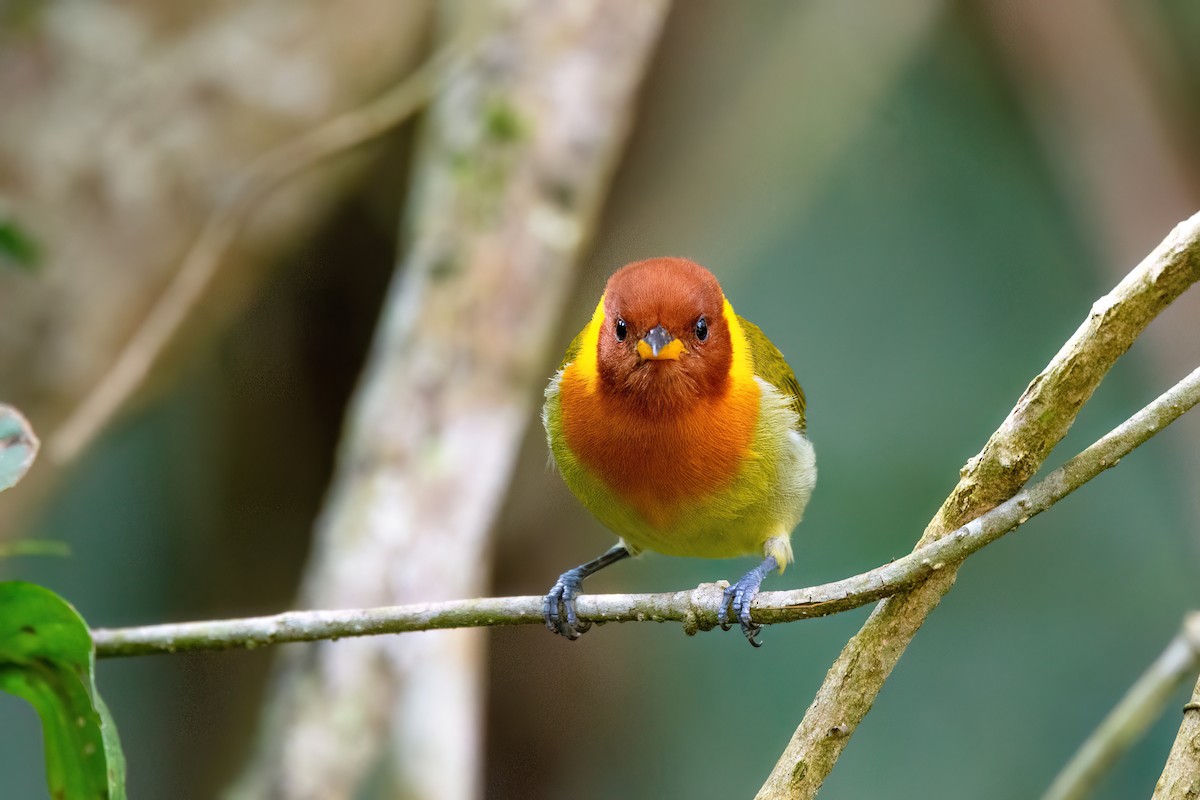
719, 554, 779, 647
543, 544, 631, 640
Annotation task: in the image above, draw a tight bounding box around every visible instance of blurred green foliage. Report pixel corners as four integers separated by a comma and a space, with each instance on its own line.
0, 218, 40, 272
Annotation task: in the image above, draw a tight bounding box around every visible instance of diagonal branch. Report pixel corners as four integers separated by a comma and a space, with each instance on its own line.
1153, 671, 1200, 798
756, 211, 1200, 799
91, 362, 1200, 658
1045, 614, 1200, 800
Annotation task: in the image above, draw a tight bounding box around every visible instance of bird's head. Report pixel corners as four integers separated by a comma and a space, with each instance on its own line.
596, 257, 734, 414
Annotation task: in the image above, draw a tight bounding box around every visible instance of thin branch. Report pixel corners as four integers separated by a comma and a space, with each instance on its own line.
92, 364, 1200, 659
756, 211, 1200, 800
46, 45, 463, 465
0, 540, 70, 558
1044, 614, 1200, 800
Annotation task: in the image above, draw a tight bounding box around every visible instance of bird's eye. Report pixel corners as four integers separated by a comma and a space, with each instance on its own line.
615, 318, 628, 342
695, 316, 708, 341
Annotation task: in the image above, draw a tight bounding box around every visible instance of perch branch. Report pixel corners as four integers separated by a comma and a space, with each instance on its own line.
47, 45, 462, 464
1045, 614, 1200, 800
92, 363, 1200, 658
757, 211, 1200, 800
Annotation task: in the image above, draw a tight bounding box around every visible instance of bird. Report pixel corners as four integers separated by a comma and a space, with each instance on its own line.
541, 257, 816, 646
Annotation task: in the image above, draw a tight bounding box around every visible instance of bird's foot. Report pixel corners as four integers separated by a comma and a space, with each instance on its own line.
543, 568, 592, 640
542, 545, 632, 641
718, 555, 778, 647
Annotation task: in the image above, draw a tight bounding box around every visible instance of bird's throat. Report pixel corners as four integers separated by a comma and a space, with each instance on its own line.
558, 366, 760, 526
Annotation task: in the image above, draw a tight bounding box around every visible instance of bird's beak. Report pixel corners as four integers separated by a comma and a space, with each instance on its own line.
637, 325, 686, 361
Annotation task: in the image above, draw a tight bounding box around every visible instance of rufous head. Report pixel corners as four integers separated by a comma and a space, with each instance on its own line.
597, 257, 733, 413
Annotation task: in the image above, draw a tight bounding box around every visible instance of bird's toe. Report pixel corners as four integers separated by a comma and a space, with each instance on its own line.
542, 583, 565, 635
736, 592, 764, 647
543, 573, 589, 639
718, 583, 737, 631
721, 560, 774, 647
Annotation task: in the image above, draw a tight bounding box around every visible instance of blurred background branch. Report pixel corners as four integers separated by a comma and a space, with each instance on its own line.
46, 41, 461, 465
1047, 614, 1200, 800
227, 3, 669, 798
0, 0, 436, 531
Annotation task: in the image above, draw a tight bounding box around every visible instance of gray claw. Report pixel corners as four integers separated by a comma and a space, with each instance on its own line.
720, 554, 778, 647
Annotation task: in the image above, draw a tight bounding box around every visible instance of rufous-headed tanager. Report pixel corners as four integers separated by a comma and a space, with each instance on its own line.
542, 257, 816, 646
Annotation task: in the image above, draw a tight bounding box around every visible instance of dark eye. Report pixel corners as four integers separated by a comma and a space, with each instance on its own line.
615, 317, 628, 342
695, 316, 708, 341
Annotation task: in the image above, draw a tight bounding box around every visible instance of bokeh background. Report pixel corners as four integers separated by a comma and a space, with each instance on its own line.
3, 1, 1200, 798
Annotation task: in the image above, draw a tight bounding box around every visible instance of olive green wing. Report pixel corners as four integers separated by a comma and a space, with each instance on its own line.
559, 324, 587, 370
738, 315, 806, 432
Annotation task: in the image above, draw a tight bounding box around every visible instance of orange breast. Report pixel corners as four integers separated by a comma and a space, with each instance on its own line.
558, 367, 760, 529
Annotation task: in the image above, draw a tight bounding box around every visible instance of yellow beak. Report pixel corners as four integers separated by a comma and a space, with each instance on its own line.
637, 325, 686, 361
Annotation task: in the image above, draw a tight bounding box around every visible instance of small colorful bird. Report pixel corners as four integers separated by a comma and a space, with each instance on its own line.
542, 257, 816, 645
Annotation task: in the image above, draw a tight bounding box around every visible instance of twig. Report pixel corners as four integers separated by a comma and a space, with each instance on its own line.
46, 46, 462, 465
0, 540, 70, 558
91, 363, 1200, 658
756, 211, 1200, 800
1044, 614, 1200, 800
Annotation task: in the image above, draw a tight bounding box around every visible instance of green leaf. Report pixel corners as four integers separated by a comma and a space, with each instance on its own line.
0, 218, 41, 271
0, 582, 126, 799
0, 404, 39, 492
